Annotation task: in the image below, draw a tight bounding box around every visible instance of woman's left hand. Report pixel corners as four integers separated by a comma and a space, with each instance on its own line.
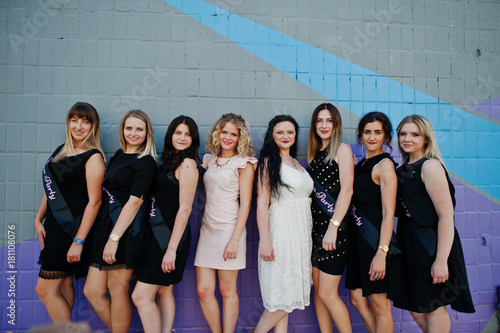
162, 250, 177, 273
369, 252, 386, 281
103, 239, 118, 265
67, 243, 83, 263
431, 259, 449, 284
223, 239, 239, 261
322, 226, 338, 251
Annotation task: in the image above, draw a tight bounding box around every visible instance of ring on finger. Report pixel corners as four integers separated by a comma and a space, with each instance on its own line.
374, 273, 379, 279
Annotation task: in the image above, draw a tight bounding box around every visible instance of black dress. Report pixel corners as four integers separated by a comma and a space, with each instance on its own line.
90, 149, 157, 270
393, 158, 475, 313
38, 146, 101, 279
307, 150, 351, 275
136, 164, 192, 286
345, 153, 400, 298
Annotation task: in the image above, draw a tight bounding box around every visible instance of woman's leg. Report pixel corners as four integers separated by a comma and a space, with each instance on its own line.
218, 270, 240, 333
60, 276, 75, 311
132, 281, 161, 333
107, 269, 134, 333
312, 267, 333, 333
273, 314, 289, 333
317, 271, 352, 333
157, 285, 176, 333
36, 276, 73, 322
83, 267, 111, 329
411, 306, 450, 333
368, 293, 393, 333
254, 309, 288, 333
410, 311, 428, 332
349, 289, 375, 333
196, 267, 222, 333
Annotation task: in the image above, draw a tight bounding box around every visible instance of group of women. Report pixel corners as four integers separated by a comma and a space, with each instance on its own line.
35, 101, 474, 333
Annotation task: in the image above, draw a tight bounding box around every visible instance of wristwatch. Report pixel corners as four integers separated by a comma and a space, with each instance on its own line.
330, 219, 341, 228
109, 234, 121, 242
73, 237, 85, 245
378, 245, 389, 253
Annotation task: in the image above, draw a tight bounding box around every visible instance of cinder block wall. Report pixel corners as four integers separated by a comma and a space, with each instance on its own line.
1, 0, 499, 332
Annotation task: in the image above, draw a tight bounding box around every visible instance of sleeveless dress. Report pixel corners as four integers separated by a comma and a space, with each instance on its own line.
393, 158, 475, 313
90, 149, 157, 270
345, 153, 401, 298
194, 154, 257, 270
258, 164, 314, 312
38, 146, 101, 279
307, 150, 351, 275
136, 161, 196, 286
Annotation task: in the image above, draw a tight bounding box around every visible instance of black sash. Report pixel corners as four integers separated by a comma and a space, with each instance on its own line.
42, 146, 81, 237
149, 194, 189, 253
102, 186, 145, 237
398, 197, 437, 256
351, 204, 401, 257
312, 178, 348, 229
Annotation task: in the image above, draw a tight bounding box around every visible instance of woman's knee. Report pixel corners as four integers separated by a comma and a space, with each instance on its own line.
218, 281, 237, 299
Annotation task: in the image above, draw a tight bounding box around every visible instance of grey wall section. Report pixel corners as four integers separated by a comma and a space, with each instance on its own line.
1, 0, 499, 332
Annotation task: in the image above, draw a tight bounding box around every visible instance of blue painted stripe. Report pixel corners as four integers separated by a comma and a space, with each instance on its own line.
164, 0, 500, 200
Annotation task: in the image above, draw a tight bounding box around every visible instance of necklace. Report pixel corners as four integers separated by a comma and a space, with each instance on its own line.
214, 155, 233, 169
283, 155, 297, 167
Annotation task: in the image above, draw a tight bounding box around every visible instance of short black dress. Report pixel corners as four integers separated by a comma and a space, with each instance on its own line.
307, 150, 351, 275
345, 153, 401, 298
393, 158, 475, 313
90, 149, 156, 270
136, 163, 193, 286
38, 146, 101, 279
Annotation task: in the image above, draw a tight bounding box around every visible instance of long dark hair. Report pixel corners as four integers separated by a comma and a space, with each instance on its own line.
257, 115, 299, 198
160, 115, 201, 172
356, 111, 393, 152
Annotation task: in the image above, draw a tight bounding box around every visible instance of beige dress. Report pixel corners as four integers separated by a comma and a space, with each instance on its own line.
194, 154, 257, 270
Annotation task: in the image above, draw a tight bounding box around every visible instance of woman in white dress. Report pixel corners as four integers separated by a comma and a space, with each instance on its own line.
254, 115, 314, 333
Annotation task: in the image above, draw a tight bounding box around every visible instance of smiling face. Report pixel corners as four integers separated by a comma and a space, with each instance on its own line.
398, 122, 426, 157
123, 116, 147, 153
315, 109, 334, 146
273, 121, 296, 153
218, 121, 240, 153
172, 123, 192, 152
70, 117, 92, 145
362, 120, 386, 156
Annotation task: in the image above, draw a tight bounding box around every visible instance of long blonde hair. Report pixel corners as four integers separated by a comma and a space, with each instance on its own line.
307, 103, 343, 164
53, 102, 105, 163
397, 114, 446, 167
119, 110, 157, 161
206, 113, 254, 157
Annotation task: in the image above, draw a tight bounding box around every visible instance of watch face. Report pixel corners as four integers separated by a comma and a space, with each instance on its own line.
110, 234, 120, 242
382, 245, 389, 252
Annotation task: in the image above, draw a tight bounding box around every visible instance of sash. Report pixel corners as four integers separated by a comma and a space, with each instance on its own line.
398, 197, 437, 256
312, 178, 348, 229
149, 194, 190, 253
102, 186, 145, 237
350, 204, 401, 257
42, 146, 81, 237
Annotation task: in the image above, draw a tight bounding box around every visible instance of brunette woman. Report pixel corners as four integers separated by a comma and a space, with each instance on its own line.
132, 116, 202, 333
35, 102, 105, 322
306, 103, 354, 333
194, 113, 256, 333
84, 110, 157, 333
394, 114, 474, 332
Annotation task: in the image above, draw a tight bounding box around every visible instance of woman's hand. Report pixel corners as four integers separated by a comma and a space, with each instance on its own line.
369, 251, 386, 281
34, 220, 46, 250
67, 243, 83, 263
223, 239, 239, 261
103, 239, 118, 265
162, 250, 177, 273
431, 258, 449, 284
259, 240, 275, 262
322, 225, 338, 251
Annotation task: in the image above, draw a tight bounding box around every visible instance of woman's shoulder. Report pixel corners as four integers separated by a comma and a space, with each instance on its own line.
235, 155, 258, 169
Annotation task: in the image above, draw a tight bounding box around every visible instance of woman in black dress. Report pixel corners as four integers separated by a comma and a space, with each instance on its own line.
306, 103, 354, 333
394, 114, 474, 332
346, 112, 398, 333
132, 116, 201, 333
84, 110, 157, 333
34, 102, 105, 322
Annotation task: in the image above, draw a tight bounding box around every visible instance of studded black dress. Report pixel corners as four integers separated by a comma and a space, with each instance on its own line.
307, 150, 351, 275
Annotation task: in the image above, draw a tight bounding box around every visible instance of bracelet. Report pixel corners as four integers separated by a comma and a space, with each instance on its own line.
329, 219, 340, 228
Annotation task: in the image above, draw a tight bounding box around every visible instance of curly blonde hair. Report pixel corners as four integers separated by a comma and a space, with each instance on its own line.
206, 113, 254, 157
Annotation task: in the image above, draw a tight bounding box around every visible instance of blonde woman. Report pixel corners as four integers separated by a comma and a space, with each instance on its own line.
35, 102, 105, 323
84, 110, 157, 333
394, 114, 474, 332
194, 113, 256, 333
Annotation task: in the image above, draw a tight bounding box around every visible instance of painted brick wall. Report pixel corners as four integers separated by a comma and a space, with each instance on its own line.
1, 0, 499, 332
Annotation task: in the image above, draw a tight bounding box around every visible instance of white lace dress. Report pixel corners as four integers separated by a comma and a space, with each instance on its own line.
258, 164, 314, 312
